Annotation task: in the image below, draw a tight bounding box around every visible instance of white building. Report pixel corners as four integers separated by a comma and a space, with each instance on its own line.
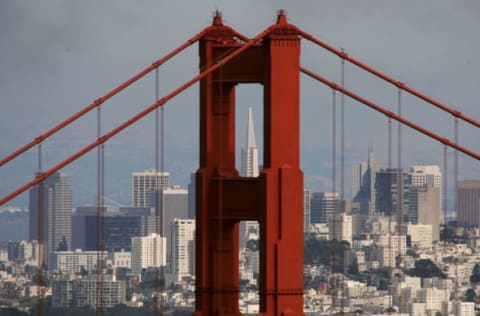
241, 106, 259, 178
409, 165, 442, 197
240, 107, 260, 248
112, 249, 131, 269
416, 287, 448, 314
373, 234, 406, 268
19, 240, 39, 262
54, 249, 107, 274
329, 213, 352, 244
406, 223, 433, 249
52, 274, 125, 309
409, 165, 442, 238
310, 223, 329, 240
170, 218, 195, 281
455, 301, 475, 316
131, 169, 169, 207
131, 233, 166, 277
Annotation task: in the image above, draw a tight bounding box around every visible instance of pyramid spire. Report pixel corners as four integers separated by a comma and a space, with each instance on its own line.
246, 106, 257, 149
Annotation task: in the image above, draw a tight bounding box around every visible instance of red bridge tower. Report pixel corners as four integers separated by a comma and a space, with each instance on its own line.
194, 11, 304, 315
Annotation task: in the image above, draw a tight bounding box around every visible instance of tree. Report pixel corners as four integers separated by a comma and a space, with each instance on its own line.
465, 288, 476, 302
406, 259, 446, 279
471, 263, 480, 283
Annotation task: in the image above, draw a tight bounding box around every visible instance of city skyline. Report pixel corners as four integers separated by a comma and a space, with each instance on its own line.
0, 4, 479, 315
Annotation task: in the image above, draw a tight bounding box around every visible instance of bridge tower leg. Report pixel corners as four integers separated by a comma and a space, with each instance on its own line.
194, 11, 304, 316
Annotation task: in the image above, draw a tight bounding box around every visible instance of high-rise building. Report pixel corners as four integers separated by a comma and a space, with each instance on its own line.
151, 186, 189, 239
72, 206, 155, 252
239, 107, 260, 248
131, 169, 169, 207
329, 213, 353, 244
409, 185, 440, 241
170, 218, 195, 281
352, 147, 383, 215
29, 172, 72, 267
409, 165, 442, 210
457, 180, 480, 227
131, 233, 167, 278
310, 192, 339, 224
375, 168, 412, 219
241, 106, 259, 178
304, 188, 312, 233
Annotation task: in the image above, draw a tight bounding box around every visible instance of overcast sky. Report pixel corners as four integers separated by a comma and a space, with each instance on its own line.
1, 1, 479, 207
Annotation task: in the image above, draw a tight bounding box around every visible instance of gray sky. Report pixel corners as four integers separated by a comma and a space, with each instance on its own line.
1, 1, 479, 207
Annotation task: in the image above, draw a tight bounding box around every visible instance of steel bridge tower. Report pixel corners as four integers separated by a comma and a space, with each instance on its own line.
194, 11, 304, 315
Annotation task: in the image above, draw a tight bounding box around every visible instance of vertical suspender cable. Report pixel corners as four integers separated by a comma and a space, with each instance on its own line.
155, 68, 161, 235
331, 89, 337, 312
443, 144, 449, 314
340, 50, 345, 209
454, 117, 459, 299
397, 88, 402, 269
96, 98, 105, 316
443, 145, 448, 230
387, 117, 392, 266
154, 67, 165, 316
37, 143, 44, 316
340, 51, 346, 316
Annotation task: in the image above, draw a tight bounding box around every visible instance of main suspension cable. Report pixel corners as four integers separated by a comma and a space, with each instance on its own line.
0, 28, 213, 168
0, 25, 274, 206
298, 30, 480, 129
300, 67, 480, 161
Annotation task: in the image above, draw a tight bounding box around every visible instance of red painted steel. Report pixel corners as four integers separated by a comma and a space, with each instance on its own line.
194, 11, 304, 315
299, 30, 480, 128
300, 67, 480, 160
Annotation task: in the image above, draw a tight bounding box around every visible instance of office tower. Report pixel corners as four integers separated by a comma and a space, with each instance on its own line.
329, 213, 353, 244
375, 168, 412, 218
29, 172, 72, 267
72, 206, 154, 252
409, 165, 442, 209
310, 192, 339, 224
239, 107, 260, 248
152, 186, 189, 238
409, 184, 440, 241
241, 106, 259, 178
457, 180, 480, 227
131, 233, 167, 278
131, 169, 169, 207
170, 218, 195, 281
352, 147, 383, 215
304, 188, 312, 233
